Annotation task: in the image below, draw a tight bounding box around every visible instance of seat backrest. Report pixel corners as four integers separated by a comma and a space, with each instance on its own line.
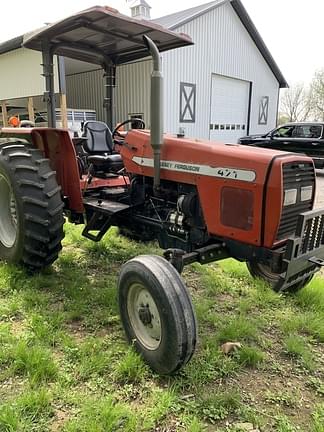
82, 121, 114, 154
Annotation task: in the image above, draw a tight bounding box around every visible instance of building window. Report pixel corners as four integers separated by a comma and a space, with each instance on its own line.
258, 96, 269, 125
179, 82, 196, 123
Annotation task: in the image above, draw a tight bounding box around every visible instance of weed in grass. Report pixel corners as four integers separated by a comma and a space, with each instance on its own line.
63, 396, 138, 432
283, 334, 315, 370
11, 340, 57, 384
0, 265, 28, 295
279, 310, 324, 342
307, 377, 324, 397
265, 390, 299, 408
217, 316, 259, 344
0, 298, 22, 321
296, 278, 324, 312
236, 406, 265, 430
188, 390, 242, 424
142, 388, 177, 430
175, 342, 239, 389
74, 338, 112, 379
218, 259, 250, 280
17, 388, 53, 420
0, 404, 22, 431
200, 267, 233, 296
234, 345, 265, 368
180, 415, 206, 432
27, 313, 65, 347
311, 404, 324, 432
240, 281, 282, 311
0, 324, 13, 344
274, 415, 298, 432
21, 289, 49, 312
115, 349, 148, 384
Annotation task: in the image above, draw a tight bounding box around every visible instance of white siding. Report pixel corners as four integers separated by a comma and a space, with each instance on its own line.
66, 59, 152, 125
0, 48, 59, 100
66, 69, 105, 120
161, 2, 279, 139
115, 59, 152, 125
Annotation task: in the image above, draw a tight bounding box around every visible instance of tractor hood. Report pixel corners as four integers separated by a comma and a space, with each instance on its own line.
23, 5, 193, 65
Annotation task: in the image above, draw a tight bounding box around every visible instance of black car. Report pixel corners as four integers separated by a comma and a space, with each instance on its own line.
238, 123, 324, 168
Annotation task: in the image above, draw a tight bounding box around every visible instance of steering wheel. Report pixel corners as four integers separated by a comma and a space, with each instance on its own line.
112, 118, 145, 141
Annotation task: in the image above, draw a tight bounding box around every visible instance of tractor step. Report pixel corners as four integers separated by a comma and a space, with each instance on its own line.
82, 198, 130, 241
83, 197, 129, 215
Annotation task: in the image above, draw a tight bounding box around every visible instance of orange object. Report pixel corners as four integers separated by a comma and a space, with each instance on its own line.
115, 122, 124, 131
8, 116, 19, 127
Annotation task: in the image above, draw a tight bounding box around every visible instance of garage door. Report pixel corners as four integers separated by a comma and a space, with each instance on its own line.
209, 75, 250, 143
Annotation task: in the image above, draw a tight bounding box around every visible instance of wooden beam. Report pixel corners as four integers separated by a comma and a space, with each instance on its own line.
27, 97, 35, 122
1, 101, 8, 127
60, 93, 68, 129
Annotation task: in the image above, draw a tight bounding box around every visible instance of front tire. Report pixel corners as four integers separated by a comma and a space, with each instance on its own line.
0, 142, 64, 270
118, 255, 197, 374
246, 261, 313, 293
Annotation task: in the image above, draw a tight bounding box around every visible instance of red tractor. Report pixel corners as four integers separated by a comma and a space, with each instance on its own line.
0, 6, 324, 374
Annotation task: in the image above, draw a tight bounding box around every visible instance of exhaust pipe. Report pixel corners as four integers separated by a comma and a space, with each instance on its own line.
143, 35, 163, 192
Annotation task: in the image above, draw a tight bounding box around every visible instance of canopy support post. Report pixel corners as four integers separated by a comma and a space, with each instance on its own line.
103, 65, 116, 129
42, 43, 56, 128
1, 101, 8, 127
27, 97, 35, 122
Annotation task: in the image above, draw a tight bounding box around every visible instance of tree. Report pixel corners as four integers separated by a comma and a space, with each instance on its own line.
280, 83, 311, 122
309, 69, 324, 121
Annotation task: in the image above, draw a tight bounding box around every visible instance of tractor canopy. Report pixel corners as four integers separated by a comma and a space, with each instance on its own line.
23, 5, 193, 66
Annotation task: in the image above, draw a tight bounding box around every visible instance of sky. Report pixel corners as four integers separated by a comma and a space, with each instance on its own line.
0, 0, 322, 85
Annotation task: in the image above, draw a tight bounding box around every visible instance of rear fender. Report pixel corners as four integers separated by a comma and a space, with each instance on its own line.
0, 128, 83, 213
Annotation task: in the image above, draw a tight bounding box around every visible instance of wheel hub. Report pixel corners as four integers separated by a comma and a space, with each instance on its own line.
138, 304, 152, 326
127, 282, 162, 350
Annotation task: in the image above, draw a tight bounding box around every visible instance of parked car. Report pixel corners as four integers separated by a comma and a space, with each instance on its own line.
238, 122, 324, 168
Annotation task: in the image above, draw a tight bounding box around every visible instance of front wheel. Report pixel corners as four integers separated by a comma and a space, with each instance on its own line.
118, 255, 197, 374
246, 261, 313, 293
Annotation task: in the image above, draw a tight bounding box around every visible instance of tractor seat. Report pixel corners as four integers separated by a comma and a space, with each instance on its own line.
82, 121, 123, 172
87, 154, 123, 172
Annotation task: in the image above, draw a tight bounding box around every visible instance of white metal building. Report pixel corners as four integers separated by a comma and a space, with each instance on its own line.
0, 0, 287, 142
66, 0, 287, 142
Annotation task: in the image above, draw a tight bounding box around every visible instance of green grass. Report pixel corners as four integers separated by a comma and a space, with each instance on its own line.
63, 397, 138, 432
0, 223, 323, 431
283, 334, 316, 370
189, 390, 242, 424
234, 345, 265, 367
216, 316, 260, 343
312, 404, 324, 432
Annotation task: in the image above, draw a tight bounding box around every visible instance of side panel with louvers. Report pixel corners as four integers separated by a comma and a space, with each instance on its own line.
276, 162, 315, 240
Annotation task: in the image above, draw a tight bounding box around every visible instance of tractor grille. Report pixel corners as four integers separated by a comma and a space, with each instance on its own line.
300, 214, 324, 254
276, 162, 315, 240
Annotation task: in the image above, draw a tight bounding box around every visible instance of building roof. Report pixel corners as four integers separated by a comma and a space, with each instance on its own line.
153, 0, 288, 88
153, 0, 224, 29
0, 35, 23, 55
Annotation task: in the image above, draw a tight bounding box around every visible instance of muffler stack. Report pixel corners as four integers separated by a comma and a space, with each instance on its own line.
143, 35, 163, 192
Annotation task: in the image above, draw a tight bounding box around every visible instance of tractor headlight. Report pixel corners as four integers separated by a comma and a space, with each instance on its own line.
301, 185, 313, 202
284, 189, 297, 206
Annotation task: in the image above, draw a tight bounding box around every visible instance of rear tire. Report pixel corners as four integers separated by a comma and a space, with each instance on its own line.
118, 255, 197, 374
0, 142, 64, 270
246, 261, 313, 293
